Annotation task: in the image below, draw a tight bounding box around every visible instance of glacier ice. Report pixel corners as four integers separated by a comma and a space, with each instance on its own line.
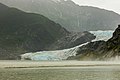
21, 30, 114, 60
90, 30, 114, 41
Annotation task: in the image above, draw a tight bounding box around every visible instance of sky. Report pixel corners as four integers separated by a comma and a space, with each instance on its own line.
72, 0, 120, 14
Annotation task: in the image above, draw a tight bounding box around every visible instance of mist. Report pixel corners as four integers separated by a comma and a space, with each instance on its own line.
72, 0, 120, 14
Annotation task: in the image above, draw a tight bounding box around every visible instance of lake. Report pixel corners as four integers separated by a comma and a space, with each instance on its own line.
0, 60, 120, 80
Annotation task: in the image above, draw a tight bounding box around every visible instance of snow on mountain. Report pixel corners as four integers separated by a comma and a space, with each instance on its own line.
52, 0, 69, 3
52, 0, 61, 3
21, 30, 114, 60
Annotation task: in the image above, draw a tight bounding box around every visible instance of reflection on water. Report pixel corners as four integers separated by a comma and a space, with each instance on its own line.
0, 67, 120, 80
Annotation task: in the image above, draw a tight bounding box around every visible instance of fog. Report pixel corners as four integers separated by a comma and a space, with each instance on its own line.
0, 0, 120, 14
72, 0, 120, 14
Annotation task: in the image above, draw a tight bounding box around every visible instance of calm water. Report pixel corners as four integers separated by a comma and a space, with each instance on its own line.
0, 61, 120, 80
0, 67, 120, 80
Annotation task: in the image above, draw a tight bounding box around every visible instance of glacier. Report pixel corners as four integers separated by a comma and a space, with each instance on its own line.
90, 30, 114, 41
21, 30, 114, 60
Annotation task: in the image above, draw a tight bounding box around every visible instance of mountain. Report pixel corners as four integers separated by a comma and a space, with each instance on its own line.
0, 3, 95, 60
48, 31, 95, 50
0, 3, 69, 59
67, 25, 120, 60
0, 0, 120, 31
21, 30, 113, 60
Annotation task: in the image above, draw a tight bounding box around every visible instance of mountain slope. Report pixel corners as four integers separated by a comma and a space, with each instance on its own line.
68, 25, 120, 60
0, 3, 96, 60
49, 31, 95, 50
0, 3, 69, 59
0, 0, 120, 31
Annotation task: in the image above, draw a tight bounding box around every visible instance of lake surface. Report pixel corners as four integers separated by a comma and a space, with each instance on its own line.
0, 60, 120, 80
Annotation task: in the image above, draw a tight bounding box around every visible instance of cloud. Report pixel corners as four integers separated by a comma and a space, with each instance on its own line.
72, 0, 120, 14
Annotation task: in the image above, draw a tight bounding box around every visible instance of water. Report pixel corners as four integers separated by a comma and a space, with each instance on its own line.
0, 61, 120, 80
0, 66, 120, 80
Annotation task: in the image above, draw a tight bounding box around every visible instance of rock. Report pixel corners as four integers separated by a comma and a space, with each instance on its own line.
0, 3, 69, 59
67, 41, 106, 60
106, 25, 120, 50
48, 31, 96, 50
0, 3, 95, 60
68, 25, 120, 60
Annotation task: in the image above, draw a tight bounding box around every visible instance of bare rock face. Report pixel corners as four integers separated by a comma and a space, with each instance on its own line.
67, 41, 106, 60
106, 25, 120, 50
68, 25, 120, 60
48, 31, 96, 50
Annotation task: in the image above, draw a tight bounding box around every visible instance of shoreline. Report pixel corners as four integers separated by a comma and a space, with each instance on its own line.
0, 60, 120, 69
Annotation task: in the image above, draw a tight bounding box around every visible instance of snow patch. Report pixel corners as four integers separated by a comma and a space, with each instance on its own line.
52, 0, 61, 3
52, 0, 69, 3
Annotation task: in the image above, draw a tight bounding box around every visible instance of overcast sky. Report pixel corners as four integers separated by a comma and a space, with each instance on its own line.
72, 0, 120, 14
